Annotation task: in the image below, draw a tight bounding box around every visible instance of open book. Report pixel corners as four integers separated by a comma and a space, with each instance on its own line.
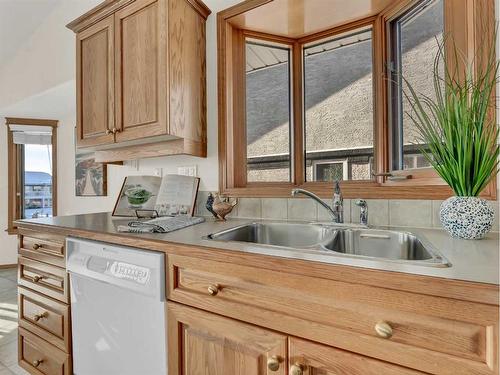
112, 175, 200, 217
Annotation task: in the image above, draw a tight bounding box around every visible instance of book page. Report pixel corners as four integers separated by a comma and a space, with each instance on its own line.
154, 174, 199, 216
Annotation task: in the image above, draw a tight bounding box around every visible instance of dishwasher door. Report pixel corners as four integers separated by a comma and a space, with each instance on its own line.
66, 237, 167, 375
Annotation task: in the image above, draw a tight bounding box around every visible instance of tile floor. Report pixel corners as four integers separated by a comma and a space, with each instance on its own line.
0, 268, 29, 375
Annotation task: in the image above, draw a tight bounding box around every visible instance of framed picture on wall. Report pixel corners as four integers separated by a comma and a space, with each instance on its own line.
75, 153, 107, 196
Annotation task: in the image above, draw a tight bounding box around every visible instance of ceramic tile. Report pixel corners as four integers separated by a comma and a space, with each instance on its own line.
389, 200, 432, 228
491, 200, 499, 232
350, 199, 389, 226
0, 270, 16, 283
287, 199, 317, 221
236, 198, 261, 219
0, 280, 16, 296
316, 199, 351, 223
0, 363, 14, 375
432, 200, 444, 228
0, 341, 18, 368
7, 363, 28, 375
261, 198, 287, 220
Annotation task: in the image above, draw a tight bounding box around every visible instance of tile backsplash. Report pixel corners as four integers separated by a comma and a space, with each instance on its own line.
196, 191, 500, 231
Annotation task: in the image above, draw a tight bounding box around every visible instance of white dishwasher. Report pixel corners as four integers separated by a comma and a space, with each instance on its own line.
66, 237, 167, 375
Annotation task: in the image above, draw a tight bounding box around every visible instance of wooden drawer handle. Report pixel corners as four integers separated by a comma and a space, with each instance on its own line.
33, 311, 49, 322
290, 363, 304, 375
32, 359, 43, 368
207, 284, 221, 296
33, 275, 46, 283
267, 355, 280, 371
32, 243, 42, 250
375, 321, 393, 339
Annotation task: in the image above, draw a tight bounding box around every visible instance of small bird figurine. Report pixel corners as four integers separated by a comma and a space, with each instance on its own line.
205, 192, 219, 219
211, 193, 237, 221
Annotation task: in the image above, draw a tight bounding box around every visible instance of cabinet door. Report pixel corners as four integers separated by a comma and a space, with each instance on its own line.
289, 338, 425, 375
114, 0, 168, 142
168, 303, 287, 375
76, 15, 115, 147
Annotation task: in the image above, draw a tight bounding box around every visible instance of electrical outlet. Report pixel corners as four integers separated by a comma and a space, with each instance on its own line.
178, 165, 197, 177
153, 168, 163, 177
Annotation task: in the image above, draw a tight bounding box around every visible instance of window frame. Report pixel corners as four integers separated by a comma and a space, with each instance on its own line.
217, 0, 496, 200
5, 117, 58, 234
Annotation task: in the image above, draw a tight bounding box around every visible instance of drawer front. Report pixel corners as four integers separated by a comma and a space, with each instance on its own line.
18, 327, 71, 375
18, 257, 69, 303
19, 233, 65, 268
168, 255, 498, 375
18, 287, 70, 352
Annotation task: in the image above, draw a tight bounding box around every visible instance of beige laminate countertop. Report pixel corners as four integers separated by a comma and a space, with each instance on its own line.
17, 212, 499, 285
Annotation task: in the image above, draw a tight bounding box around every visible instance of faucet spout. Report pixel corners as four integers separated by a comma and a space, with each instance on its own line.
291, 188, 338, 222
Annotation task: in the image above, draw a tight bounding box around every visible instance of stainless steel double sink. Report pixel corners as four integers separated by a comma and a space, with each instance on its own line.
206, 222, 450, 267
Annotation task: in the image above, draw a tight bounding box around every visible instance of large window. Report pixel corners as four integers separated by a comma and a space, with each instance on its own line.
389, 0, 444, 171
218, 0, 496, 200
6, 118, 58, 234
245, 40, 291, 182
304, 28, 374, 181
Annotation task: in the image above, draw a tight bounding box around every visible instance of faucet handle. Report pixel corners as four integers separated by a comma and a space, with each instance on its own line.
355, 199, 367, 207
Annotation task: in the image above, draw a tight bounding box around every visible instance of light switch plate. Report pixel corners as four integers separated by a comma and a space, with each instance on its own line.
178, 165, 197, 177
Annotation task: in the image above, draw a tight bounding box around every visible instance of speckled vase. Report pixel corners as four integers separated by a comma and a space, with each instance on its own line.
440, 197, 494, 240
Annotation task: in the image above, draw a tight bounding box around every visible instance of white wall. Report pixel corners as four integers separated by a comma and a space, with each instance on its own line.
0, 0, 241, 264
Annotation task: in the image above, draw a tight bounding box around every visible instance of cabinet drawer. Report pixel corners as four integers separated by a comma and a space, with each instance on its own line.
18, 287, 70, 352
18, 257, 69, 303
19, 233, 65, 268
168, 255, 498, 375
18, 327, 71, 375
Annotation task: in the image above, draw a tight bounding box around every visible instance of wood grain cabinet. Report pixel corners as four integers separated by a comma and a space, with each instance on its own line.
68, 0, 210, 161
17, 230, 72, 375
168, 303, 288, 375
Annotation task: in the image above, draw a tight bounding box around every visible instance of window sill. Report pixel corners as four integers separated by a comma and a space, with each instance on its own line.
222, 181, 497, 200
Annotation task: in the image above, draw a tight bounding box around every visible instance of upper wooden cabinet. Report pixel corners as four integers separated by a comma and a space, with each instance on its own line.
68, 0, 210, 161
76, 15, 115, 148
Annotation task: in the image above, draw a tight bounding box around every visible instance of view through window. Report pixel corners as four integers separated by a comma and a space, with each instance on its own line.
304, 28, 374, 182
22, 144, 53, 219
245, 40, 291, 183
390, 0, 444, 170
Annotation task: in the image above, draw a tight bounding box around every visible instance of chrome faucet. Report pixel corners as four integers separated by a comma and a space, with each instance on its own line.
355, 199, 368, 226
291, 180, 344, 223
332, 180, 344, 224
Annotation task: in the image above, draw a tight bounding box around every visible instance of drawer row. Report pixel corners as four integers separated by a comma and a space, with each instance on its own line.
17, 231, 71, 375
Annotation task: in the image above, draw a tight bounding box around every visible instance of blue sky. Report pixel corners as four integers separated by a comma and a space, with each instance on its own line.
25, 144, 52, 175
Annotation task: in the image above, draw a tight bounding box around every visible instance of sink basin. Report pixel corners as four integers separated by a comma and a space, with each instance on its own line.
321, 228, 437, 261
206, 222, 336, 248
205, 222, 450, 267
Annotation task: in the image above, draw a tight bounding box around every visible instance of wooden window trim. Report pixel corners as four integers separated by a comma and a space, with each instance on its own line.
217, 0, 496, 200
5, 118, 58, 235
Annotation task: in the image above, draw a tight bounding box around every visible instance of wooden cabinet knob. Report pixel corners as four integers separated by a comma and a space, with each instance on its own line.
33, 311, 49, 322
106, 129, 112, 135
207, 284, 220, 296
32, 243, 41, 250
33, 275, 45, 283
375, 321, 393, 339
267, 355, 280, 371
290, 363, 304, 375
32, 359, 43, 367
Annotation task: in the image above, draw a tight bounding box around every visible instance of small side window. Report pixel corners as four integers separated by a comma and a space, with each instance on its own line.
388, 0, 444, 171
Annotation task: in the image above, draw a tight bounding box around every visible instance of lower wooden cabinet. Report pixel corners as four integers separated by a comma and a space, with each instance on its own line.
289, 337, 425, 375
168, 303, 287, 375
168, 303, 426, 375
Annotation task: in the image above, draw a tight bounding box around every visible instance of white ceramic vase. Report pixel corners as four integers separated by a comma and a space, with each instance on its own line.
440, 196, 494, 240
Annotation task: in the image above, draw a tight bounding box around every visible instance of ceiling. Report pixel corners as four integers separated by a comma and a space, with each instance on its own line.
0, 0, 60, 65
228, 0, 393, 39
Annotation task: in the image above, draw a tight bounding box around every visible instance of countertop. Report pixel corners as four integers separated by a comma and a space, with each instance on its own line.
18, 212, 500, 285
